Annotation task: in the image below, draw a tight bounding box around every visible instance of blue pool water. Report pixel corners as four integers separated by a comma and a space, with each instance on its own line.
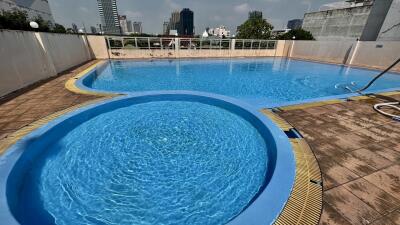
83, 58, 400, 107
13, 101, 269, 225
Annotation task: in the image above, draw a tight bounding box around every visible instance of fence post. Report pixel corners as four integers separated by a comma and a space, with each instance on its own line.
231, 39, 236, 50
147, 37, 150, 50
134, 38, 138, 49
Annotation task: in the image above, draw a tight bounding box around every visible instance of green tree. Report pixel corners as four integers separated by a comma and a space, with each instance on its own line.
236, 17, 274, 39
0, 9, 30, 30
34, 15, 51, 32
278, 29, 315, 40
53, 23, 66, 33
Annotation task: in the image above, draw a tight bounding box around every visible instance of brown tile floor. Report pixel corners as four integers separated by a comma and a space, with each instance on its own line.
277, 96, 400, 225
0, 60, 399, 225
0, 61, 101, 140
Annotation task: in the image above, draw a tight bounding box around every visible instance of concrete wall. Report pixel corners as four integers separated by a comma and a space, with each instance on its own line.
377, 0, 400, 41
360, 0, 393, 41
350, 41, 400, 71
0, 30, 93, 97
302, 5, 372, 41
289, 40, 355, 64
287, 40, 400, 72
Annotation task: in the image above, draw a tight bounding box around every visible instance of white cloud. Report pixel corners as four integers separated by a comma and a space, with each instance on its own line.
234, 3, 251, 14
165, 0, 181, 10
78, 7, 89, 13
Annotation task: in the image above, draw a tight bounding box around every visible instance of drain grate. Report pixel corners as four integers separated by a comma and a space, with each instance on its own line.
284, 128, 303, 139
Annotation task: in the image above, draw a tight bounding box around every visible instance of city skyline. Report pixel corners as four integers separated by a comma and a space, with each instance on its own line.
49, 0, 342, 34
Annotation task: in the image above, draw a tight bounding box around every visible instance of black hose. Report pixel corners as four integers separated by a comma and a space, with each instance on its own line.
355, 57, 400, 93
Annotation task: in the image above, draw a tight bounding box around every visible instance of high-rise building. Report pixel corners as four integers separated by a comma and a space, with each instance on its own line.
97, 0, 121, 35
249, 11, 263, 19
119, 15, 129, 34
0, 0, 54, 23
132, 22, 142, 34
179, 8, 194, 36
127, 20, 133, 33
287, 19, 303, 30
169, 11, 181, 31
163, 21, 170, 35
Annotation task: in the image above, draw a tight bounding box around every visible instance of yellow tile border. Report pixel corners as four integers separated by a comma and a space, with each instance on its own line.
278, 99, 343, 111
0, 97, 111, 155
65, 60, 120, 97
277, 90, 400, 111
261, 110, 323, 225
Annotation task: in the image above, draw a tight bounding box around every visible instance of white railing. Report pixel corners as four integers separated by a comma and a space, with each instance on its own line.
105, 37, 277, 50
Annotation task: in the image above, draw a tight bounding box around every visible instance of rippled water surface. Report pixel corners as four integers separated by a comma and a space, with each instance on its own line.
18, 101, 268, 225
85, 58, 400, 107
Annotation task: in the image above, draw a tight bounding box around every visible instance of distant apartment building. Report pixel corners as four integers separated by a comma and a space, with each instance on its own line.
287, 19, 303, 30
208, 26, 231, 38
249, 10, 263, 19
0, 0, 54, 23
97, 0, 121, 35
179, 8, 194, 36
132, 22, 142, 34
302, 0, 400, 41
169, 11, 180, 31
119, 15, 128, 34
126, 20, 132, 33
163, 21, 170, 35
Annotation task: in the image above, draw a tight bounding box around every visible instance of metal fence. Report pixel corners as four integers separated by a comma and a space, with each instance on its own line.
106, 37, 277, 50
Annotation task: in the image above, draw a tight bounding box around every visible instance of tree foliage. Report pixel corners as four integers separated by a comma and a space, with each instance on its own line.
0, 9, 66, 33
278, 29, 315, 40
53, 23, 66, 33
236, 17, 274, 39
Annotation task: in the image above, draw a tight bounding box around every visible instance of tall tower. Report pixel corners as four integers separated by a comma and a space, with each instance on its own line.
97, 0, 121, 35
179, 8, 194, 36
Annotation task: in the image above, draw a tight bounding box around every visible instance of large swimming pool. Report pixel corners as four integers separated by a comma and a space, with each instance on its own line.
81, 58, 400, 107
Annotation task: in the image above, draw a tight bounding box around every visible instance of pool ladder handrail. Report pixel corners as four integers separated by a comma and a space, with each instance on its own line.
346, 57, 400, 94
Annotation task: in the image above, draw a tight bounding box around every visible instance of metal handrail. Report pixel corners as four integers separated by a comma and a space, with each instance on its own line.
105, 36, 277, 51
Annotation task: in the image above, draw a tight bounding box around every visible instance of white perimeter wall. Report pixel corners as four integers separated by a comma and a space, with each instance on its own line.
0, 30, 94, 97
288, 40, 400, 71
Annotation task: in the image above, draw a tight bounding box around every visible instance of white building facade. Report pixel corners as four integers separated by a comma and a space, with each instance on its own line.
208, 26, 231, 38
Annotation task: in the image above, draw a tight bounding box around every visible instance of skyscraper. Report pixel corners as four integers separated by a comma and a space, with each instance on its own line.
179, 8, 194, 36
132, 22, 142, 34
169, 11, 181, 31
163, 21, 170, 35
119, 15, 129, 34
249, 11, 263, 19
97, 0, 121, 35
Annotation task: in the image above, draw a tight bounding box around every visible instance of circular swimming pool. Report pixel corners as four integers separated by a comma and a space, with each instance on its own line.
0, 92, 295, 225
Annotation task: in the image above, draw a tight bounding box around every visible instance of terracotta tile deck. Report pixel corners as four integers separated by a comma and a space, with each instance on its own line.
0, 60, 399, 224
277, 96, 400, 225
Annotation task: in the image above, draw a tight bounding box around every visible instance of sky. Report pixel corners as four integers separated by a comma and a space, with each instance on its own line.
49, 0, 339, 34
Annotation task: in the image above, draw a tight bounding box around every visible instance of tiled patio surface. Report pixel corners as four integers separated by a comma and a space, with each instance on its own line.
0, 60, 399, 225
277, 97, 400, 225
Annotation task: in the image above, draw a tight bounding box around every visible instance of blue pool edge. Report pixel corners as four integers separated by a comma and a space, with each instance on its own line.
0, 91, 296, 225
